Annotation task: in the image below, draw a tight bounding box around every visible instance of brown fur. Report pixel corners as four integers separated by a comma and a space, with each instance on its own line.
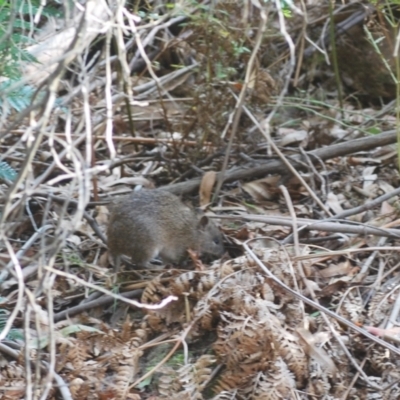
107, 189, 224, 267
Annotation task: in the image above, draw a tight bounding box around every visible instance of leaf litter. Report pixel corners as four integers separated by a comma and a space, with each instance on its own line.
2, 1, 400, 400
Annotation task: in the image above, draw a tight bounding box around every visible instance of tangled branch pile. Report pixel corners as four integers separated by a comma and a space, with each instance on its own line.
1, 0, 400, 399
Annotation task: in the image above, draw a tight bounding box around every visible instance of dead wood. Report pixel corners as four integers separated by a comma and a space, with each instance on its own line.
53, 289, 142, 322
165, 129, 397, 195
221, 215, 400, 239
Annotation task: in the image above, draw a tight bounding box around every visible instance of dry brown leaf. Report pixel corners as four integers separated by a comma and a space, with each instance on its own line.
247, 67, 276, 104
365, 213, 397, 228
296, 328, 337, 375
377, 180, 396, 196
279, 128, 308, 147
187, 248, 205, 270
317, 260, 358, 279
99, 251, 110, 269
362, 166, 377, 192
95, 205, 109, 228
24, 2, 109, 84
242, 176, 280, 201
317, 280, 348, 298
199, 171, 217, 206
381, 200, 395, 215
247, 66, 257, 90
348, 156, 381, 165
102, 176, 155, 190
325, 192, 344, 214
233, 226, 251, 241
303, 279, 321, 293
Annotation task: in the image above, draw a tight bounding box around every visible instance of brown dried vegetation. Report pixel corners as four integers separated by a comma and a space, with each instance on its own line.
2, 1, 400, 399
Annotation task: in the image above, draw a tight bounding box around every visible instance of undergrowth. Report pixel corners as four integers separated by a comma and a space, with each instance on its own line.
0, 0, 59, 115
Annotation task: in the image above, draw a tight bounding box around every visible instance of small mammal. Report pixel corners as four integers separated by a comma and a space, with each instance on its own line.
107, 189, 224, 267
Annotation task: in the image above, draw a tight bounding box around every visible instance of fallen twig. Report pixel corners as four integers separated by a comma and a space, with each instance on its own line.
165, 129, 398, 195
220, 214, 400, 239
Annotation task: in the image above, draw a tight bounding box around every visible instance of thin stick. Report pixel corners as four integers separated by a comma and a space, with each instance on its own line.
214, 7, 269, 200
218, 214, 400, 239
243, 240, 400, 357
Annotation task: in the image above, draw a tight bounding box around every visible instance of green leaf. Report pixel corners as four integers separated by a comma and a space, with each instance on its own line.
29, 325, 104, 349
0, 79, 37, 114
0, 309, 24, 341
59, 324, 104, 337
366, 127, 382, 135
0, 161, 17, 182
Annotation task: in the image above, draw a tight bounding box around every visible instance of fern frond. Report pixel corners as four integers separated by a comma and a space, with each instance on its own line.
0, 161, 17, 182
0, 80, 36, 115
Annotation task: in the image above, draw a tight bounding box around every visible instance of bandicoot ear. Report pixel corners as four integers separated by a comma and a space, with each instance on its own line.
198, 215, 209, 229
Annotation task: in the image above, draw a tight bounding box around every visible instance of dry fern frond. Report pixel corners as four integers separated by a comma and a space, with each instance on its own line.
0, 367, 25, 400
241, 360, 296, 400
368, 289, 395, 326
128, 328, 148, 349
142, 276, 170, 304
282, 300, 306, 328
69, 378, 90, 400
142, 275, 187, 331
171, 271, 198, 296
213, 371, 245, 394
146, 299, 186, 332
368, 346, 398, 378
266, 357, 296, 396
214, 311, 275, 369
176, 355, 215, 399
276, 329, 308, 386
120, 315, 134, 342
219, 260, 236, 277
157, 365, 182, 398
113, 342, 143, 399
67, 340, 91, 370
75, 331, 110, 357
197, 270, 219, 295
338, 291, 364, 324
146, 311, 167, 332
222, 270, 264, 294
306, 360, 333, 397
210, 391, 238, 400
2, 386, 26, 400
108, 325, 147, 398
157, 392, 192, 400
195, 302, 214, 330
1, 362, 25, 380
260, 248, 297, 284
260, 280, 275, 302
114, 363, 137, 400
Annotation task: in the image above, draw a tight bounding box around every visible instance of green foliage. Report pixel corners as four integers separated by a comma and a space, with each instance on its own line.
0, 1, 38, 79
0, 309, 24, 341
369, 0, 400, 5
279, 0, 293, 17
0, 312, 103, 348
188, 5, 249, 81
0, 79, 36, 114
0, 160, 17, 182
0, 0, 60, 114
32, 325, 103, 349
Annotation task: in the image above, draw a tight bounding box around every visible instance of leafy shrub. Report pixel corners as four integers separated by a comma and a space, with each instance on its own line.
0, 0, 60, 114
